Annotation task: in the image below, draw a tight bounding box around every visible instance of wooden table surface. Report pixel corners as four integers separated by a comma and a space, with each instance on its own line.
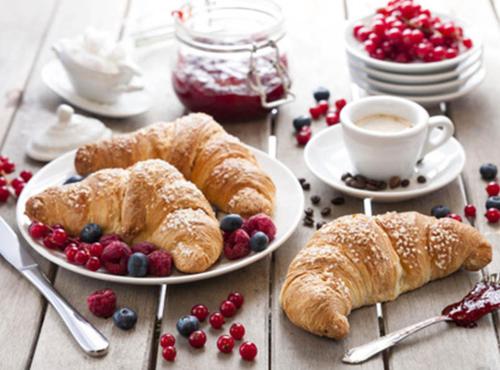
1, 0, 500, 369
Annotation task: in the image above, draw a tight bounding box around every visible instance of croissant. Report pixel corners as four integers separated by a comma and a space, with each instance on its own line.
280, 211, 492, 339
25, 159, 223, 273
74, 113, 276, 217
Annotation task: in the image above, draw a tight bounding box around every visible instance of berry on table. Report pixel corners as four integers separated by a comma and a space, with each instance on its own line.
292, 115, 312, 132
486, 182, 500, 196
227, 292, 244, 309
209, 312, 225, 329
230, 323, 246, 340
162, 346, 176, 362
80, 223, 103, 243
217, 335, 235, 353
296, 126, 312, 146
86, 256, 101, 271
160, 333, 176, 348
101, 241, 132, 275
309, 105, 323, 120
14, 183, 24, 197
480, 163, 498, 180
191, 304, 209, 322
326, 111, 340, 126
176, 315, 200, 337
463, 38, 473, 49
147, 250, 173, 276
447, 213, 462, 222
249, 231, 269, 252
317, 100, 329, 115
313, 87, 330, 102
223, 229, 251, 260
486, 208, 500, 223
11, 177, 24, 190
220, 214, 244, 232
19, 170, 32, 182
335, 98, 347, 111
464, 204, 477, 218
28, 221, 49, 239
0, 177, 6, 187
486, 196, 500, 210
0, 186, 10, 202
113, 307, 138, 330
87, 289, 116, 318
127, 252, 149, 277
239, 341, 258, 361
188, 330, 207, 348
431, 205, 451, 219
2, 160, 15, 174
220, 300, 237, 317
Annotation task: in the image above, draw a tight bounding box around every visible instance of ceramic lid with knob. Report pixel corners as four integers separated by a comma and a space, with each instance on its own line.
27, 104, 112, 162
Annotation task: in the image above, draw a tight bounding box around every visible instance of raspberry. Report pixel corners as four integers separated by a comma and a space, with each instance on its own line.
87, 289, 116, 318
101, 241, 132, 275
131, 241, 157, 255
99, 234, 122, 246
223, 229, 250, 260
243, 213, 276, 241
147, 250, 173, 277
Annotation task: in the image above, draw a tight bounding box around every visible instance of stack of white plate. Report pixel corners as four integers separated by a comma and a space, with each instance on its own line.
345, 15, 484, 105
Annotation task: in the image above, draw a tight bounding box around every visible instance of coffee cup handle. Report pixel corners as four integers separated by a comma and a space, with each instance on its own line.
420, 116, 454, 158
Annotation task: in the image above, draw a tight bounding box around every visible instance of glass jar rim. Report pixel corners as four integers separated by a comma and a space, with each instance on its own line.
174, 0, 286, 53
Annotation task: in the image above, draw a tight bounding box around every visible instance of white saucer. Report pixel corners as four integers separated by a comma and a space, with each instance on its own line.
41, 60, 152, 118
304, 125, 465, 202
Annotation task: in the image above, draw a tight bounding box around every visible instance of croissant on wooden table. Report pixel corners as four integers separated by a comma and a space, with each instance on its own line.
280, 211, 492, 339
25, 159, 223, 273
74, 113, 276, 217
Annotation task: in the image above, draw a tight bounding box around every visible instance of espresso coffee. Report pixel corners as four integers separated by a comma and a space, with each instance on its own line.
355, 114, 412, 133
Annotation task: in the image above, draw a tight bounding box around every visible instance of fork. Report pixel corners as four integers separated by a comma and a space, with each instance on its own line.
342, 273, 500, 364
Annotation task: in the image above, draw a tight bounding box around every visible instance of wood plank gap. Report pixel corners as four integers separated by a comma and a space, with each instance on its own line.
0, 0, 61, 149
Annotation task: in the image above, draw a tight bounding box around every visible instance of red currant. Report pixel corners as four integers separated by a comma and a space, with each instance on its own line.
188, 330, 207, 348
372, 20, 386, 36
20, 170, 33, 182
239, 341, 258, 361
43, 235, 59, 249
209, 312, 225, 329
86, 256, 101, 271
445, 48, 458, 59
356, 27, 370, 41
14, 183, 24, 197
51, 228, 68, 246
0, 177, 6, 187
64, 244, 79, 263
162, 346, 176, 361
317, 100, 329, 115
0, 186, 10, 202
29, 221, 49, 239
463, 38, 473, 49
309, 105, 322, 120
364, 39, 377, 53
335, 98, 347, 111
486, 208, 500, 223
89, 242, 104, 257
10, 177, 24, 190
217, 335, 235, 353
220, 300, 237, 317
296, 126, 312, 146
160, 333, 176, 348
447, 213, 462, 222
326, 111, 340, 126
486, 182, 500, 196
386, 27, 402, 42
228, 292, 244, 308
2, 160, 15, 174
353, 23, 364, 37
230, 323, 246, 340
191, 304, 209, 321
464, 204, 476, 218
74, 249, 90, 265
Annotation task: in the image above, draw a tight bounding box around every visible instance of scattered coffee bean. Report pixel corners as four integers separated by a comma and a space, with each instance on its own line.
350, 179, 367, 189
320, 207, 331, 217
401, 179, 410, 187
304, 208, 314, 217
417, 175, 427, 184
303, 216, 314, 227
311, 195, 321, 205
389, 176, 401, 189
378, 181, 387, 190
298, 177, 306, 185
341, 172, 352, 181
316, 221, 326, 230
366, 183, 379, 191
331, 196, 345, 205
302, 182, 310, 191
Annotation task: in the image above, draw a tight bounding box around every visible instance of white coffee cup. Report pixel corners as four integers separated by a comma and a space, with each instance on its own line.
340, 96, 454, 180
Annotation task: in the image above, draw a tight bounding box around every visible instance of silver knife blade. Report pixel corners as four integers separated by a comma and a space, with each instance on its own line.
0, 217, 37, 270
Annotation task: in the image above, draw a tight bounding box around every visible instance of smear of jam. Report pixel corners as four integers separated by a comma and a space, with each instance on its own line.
442, 280, 500, 327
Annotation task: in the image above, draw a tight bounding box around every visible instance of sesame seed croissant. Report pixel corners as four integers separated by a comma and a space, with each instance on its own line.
25, 159, 223, 273
74, 113, 275, 217
280, 212, 492, 339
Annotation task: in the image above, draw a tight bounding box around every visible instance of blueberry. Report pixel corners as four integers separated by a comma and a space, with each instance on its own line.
313, 87, 330, 102
486, 196, 500, 210
431, 205, 451, 219
220, 214, 244, 232
293, 115, 312, 132
112, 307, 137, 330
80, 223, 103, 243
176, 315, 200, 337
250, 231, 269, 252
480, 163, 497, 181
63, 175, 84, 185
127, 252, 149, 277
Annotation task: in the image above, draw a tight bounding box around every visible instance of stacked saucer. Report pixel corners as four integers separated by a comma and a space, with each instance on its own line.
345, 15, 484, 105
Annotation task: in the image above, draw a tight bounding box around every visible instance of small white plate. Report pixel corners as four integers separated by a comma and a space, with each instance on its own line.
352, 65, 485, 95
16, 149, 304, 285
304, 125, 465, 202
348, 50, 482, 84
356, 66, 485, 105
41, 60, 152, 118
345, 14, 482, 74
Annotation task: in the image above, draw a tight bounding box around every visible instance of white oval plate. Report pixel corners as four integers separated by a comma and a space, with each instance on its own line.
357, 66, 485, 105
345, 13, 482, 74
304, 125, 465, 202
349, 60, 482, 94
16, 149, 304, 285
42, 60, 152, 118
348, 49, 482, 84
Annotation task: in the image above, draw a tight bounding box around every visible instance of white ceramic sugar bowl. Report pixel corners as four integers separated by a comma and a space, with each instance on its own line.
27, 104, 112, 161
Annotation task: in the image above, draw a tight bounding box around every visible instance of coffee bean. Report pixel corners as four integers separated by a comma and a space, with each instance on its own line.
389, 176, 401, 189
304, 208, 314, 217
378, 181, 387, 190
350, 179, 367, 189
303, 216, 314, 227
401, 179, 410, 187
367, 179, 379, 187
302, 182, 311, 191
320, 207, 331, 216
354, 174, 367, 182
298, 177, 306, 185
311, 195, 321, 205
331, 196, 345, 205
341, 172, 352, 181
316, 221, 326, 230
417, 175, 427, 184
366, 183, 379, 191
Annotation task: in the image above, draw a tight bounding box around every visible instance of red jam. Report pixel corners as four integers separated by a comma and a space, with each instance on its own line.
442, 280, 500, 327
172, 54, 287, 121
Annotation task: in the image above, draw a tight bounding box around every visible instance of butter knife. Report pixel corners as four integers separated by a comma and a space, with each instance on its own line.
0, 217, 109, 356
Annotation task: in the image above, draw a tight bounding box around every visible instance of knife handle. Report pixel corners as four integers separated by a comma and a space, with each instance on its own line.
22, 266, 109, 356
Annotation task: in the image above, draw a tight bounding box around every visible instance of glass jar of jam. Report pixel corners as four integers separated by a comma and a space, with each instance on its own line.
171, 0, 294, 121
